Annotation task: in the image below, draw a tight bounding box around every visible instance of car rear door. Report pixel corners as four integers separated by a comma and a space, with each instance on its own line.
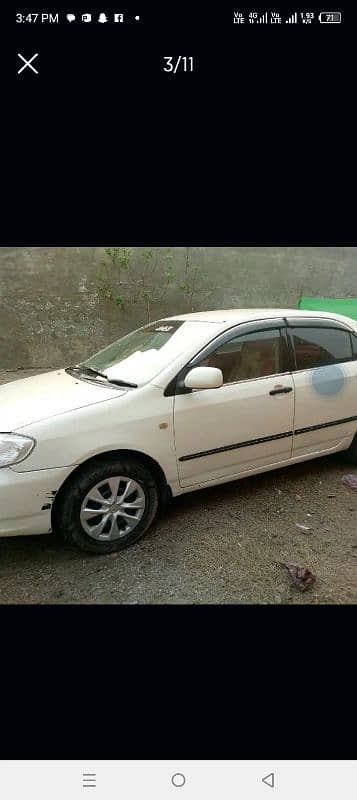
173, 319, 295, 488
287, 318, 357, 458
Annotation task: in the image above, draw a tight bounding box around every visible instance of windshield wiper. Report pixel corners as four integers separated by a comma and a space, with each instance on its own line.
78, 365, 109, 379
66, 365, 108, 379
66, 366, 137, 388
107, 378, 138, 388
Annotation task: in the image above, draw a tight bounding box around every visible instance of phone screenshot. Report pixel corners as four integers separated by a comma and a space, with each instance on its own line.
1, 0, 355, 778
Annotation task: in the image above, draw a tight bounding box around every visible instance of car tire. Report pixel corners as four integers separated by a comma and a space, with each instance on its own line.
52, 456, 160, 554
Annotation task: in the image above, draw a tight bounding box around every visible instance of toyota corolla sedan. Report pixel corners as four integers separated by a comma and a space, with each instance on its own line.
1, 308, 357, 554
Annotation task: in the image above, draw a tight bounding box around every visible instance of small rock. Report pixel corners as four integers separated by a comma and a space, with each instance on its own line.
296, 523, 312, 533
342, 474, 357, 490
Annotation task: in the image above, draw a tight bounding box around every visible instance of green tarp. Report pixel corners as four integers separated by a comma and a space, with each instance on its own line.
298, 295, 357, 321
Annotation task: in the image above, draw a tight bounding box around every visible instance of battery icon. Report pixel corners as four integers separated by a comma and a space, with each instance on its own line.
318, 11, 342, 23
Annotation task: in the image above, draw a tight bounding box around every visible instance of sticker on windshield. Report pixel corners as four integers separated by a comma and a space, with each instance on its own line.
154, 325, 174, 332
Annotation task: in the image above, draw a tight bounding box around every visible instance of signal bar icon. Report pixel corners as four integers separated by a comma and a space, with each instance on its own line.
82, 773, 96, 789
285, 12, 297, 23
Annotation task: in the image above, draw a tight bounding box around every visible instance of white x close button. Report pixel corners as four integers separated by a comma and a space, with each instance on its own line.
17, 53, 39, 74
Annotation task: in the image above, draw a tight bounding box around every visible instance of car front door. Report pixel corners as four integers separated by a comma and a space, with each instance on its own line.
173, 320, 295, 488
287, 319, 357, 458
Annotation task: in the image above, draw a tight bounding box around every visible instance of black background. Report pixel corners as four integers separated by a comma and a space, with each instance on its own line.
1, 0, 356, 761
5, 2, 356, 243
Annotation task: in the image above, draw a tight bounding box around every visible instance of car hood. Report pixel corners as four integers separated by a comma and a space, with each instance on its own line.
0, 369, 127, 430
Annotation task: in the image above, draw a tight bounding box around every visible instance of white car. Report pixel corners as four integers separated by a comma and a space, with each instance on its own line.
1, 308, 357, 554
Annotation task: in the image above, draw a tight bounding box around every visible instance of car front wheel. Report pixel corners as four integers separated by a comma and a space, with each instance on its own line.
53, 456, 160, 554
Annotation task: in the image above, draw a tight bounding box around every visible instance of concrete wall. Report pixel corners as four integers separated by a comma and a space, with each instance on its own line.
1, 246, 357, 369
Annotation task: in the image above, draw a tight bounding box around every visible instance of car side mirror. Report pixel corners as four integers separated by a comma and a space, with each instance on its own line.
184, 366, 223, 390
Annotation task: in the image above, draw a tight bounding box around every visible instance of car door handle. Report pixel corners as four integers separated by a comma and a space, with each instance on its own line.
269, 386, 293, 396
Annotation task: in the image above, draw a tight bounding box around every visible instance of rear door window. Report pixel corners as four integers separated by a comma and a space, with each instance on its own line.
352, 333, 357, 358
290, 327, 353, 370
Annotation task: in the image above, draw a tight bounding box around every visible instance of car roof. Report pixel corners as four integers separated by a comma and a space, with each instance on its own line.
165, 308, 357, 328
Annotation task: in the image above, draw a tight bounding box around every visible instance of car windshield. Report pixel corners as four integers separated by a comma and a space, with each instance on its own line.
80, 319, 219, 385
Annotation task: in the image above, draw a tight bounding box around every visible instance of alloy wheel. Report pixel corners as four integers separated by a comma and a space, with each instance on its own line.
80, 476, 146, 540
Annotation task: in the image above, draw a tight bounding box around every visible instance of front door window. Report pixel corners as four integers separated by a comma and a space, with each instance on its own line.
198, 328, 285, 383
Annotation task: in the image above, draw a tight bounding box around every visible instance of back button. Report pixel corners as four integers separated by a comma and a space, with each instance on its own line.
262, 773, 275, 789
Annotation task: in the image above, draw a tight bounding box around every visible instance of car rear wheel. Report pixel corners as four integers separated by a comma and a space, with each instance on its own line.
343, 435, 357, 464
53, 456, 159, 554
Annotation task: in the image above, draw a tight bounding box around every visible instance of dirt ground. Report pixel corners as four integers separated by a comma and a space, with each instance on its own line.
0, 369, 356, 604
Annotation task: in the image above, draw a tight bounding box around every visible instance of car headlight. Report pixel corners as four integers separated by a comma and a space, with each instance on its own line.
0, 434, 36, 468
